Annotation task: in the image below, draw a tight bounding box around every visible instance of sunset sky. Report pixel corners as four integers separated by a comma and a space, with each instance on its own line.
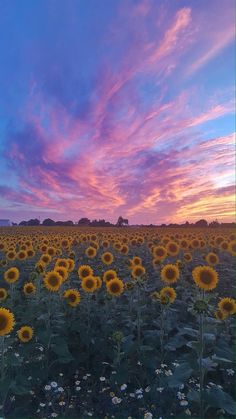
0, 0, 235, 224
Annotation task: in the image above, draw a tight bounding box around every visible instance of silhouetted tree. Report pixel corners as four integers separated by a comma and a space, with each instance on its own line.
195, 219, 208, 227
116, 216, 129, 227
42, 218, 55, 226
27, 218, 40, 226
78, 218, 90, 226
55, 220, 74, 226
209, 220, 220, 227
19, 221, 28, 226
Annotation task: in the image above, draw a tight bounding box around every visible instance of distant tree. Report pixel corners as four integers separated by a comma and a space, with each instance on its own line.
12, 222, 18, 226
27, 218, 40, 226
64, 220, 74, 226
19, 221, 28, 226
116, 216, 129, 227
195, 219, 208, 227
78, 218, 90, 226
42, 218, 55, 226
55, 220, 74, 226
209, 220, 220, 228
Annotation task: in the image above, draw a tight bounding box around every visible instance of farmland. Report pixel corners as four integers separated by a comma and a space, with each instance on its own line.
0, 226, 235, 419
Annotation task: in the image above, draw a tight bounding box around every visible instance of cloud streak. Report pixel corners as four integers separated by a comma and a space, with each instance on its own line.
0, 0, 234, 223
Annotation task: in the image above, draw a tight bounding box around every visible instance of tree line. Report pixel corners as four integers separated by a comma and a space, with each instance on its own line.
13, 218, 235, 227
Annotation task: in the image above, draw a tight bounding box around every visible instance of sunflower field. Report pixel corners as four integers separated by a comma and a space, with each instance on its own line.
0, 226, 235, 419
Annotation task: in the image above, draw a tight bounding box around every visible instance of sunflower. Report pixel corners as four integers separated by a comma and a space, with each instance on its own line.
228, 241, 236, 256
17, 326, 33, 342
152, 258, 161, 269
4, 267, 20, 284
120, 245, 129, 255
192, 266, 218, 291
67, 258, 75, 272
151, 291, 160, 301
81, 276, 97, 293
27, 248, 35, 258
23, 282, 36, 295
6, 250, 16, 261
161, 264, 179, 284
205, 252, 219, 266
132, 256, 142, 266
220, 241, 228, 251
191, 239, 200, 249
54, 266, 69, 282
152, 246, 167, 261
180, 239, 189, 249
40, 253, 52, 265
101, 252, 114, 265
63, 289, 81, 307
0, 288, 8, 301
17, 250, 27, 260
103, 269, 117, 283
78, 265, 94, 280
131, 265, 146, 279
44, 271, 62, 292
55, 258, 70, 270
85, 246, 97, 259
184, 253, 192, 262
106, 278, 124, 297
95, 276, 102, 289
35, 261, 46, 274
218, 298, 236, 315
0, 307, 15, 336
47, 246, 56, 257
160, 287, 176, 304
166, 241, 180, 256
215, 309, 227, 321
61, 239, 69, 248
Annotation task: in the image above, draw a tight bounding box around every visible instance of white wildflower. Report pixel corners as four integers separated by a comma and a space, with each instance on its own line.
112, 396, 122, 404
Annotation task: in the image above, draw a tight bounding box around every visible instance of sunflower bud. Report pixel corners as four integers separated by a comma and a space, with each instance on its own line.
194, 299, 208, 314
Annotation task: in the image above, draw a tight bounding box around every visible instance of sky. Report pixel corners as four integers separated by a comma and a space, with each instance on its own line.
0, 0, 235, 225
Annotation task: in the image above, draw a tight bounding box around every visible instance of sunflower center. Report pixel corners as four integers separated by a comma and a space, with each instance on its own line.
48, 276, 59, 286
135, 268, 143, 276
199, 271, 213, 284
68, 294, 77, 302
22, 330, 30, 339
110, 283, 120, 293
82, 270, 89, 277
165, 269, 175, 279
8, 271, 16, 279
0, 315, 7, 330
85, 279, 94, 289
222, 302, 233, 312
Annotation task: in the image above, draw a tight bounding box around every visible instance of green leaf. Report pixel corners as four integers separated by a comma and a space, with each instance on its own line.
165, 334, 187, 350
168, 363, 193, 388
205, 387, 236, 415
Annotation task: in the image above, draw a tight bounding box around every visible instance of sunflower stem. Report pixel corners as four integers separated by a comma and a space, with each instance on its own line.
160, 305, 165, 362
136, 284, 141, 349
199, 311, 205, 419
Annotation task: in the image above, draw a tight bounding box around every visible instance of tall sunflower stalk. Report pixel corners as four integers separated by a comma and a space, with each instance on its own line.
192, 265, 219, 419
199, 309, 205, 419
